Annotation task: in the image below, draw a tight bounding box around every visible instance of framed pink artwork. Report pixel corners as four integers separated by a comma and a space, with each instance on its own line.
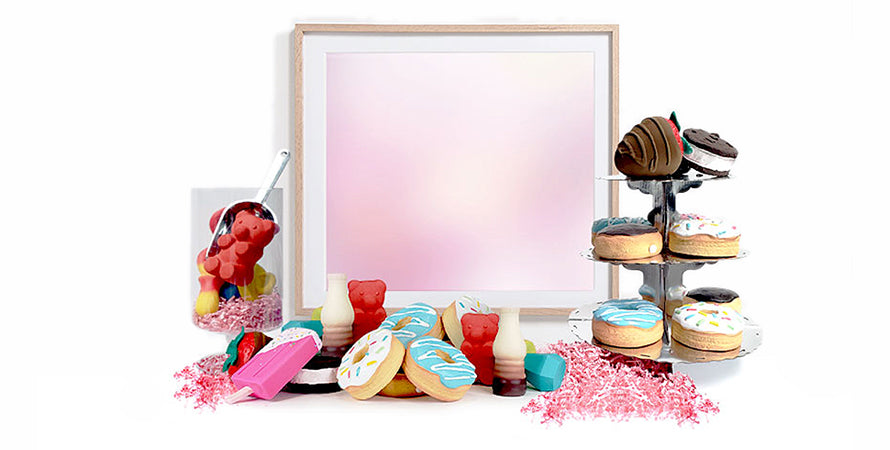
295, 24, 618, 315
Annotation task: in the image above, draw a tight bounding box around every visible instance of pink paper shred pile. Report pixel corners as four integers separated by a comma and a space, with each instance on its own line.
193, 292, 282, 333
174, 354, 236, 410
522, 341, 719, 425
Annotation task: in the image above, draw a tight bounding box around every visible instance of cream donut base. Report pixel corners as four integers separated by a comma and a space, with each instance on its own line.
671, 320, 742, 351
666, 296, 742, 318
378, 372, 425, 398
592, 320, 663, 348
594, 338, 663, 360
671, 340, 740, 362
441, 303, 463, 348
668, 232, 739, 257
403, 353, 472, 402
342, 338, 405, 400
594, 232, 663, 260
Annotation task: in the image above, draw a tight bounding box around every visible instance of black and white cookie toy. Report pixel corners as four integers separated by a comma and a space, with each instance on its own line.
282, 354, 341, 394
680, 129, 738, 176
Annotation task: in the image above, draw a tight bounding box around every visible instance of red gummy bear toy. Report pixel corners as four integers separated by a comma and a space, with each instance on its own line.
203, 210, 277, 286
460, 313, 499, 385
347, 279, 387, 339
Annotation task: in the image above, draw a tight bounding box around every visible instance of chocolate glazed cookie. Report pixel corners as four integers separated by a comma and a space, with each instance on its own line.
614, 117, 684, 178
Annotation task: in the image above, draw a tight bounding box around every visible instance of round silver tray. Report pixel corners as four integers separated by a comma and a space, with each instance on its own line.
568, 302, 763, 364
581, 248, 749, 265
597, 172, 731, 182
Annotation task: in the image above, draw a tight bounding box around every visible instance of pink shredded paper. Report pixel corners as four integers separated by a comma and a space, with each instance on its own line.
193, 292, 282, 333
522, 341, 719, 425
174, 354, 236, 410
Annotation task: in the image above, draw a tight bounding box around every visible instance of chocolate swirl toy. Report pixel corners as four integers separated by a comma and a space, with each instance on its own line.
614, 116, 684, 178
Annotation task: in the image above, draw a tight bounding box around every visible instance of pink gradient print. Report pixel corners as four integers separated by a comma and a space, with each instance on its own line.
326, 52, 595, 291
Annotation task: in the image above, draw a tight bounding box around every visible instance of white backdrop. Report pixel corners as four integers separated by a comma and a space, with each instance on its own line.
0, 0, 883, 448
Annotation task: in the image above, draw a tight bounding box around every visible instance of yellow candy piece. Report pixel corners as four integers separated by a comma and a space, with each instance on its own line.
238, 264, 277, 301
195, 290, 220, 316
525, 339, 536, 354
311, 307, 322, 320
195, 259, 221, 315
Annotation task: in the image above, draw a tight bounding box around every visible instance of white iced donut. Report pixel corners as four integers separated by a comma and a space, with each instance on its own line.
670, 302, 743, 351
337, 328, 404, 400
668, 213, 740, 257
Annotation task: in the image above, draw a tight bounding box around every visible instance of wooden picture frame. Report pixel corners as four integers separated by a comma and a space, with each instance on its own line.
294, 24, 619, 316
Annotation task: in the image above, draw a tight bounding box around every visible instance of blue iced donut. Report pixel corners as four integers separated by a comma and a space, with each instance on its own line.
379, 303, 443, 346
592, 299, 664, 348
404, 337, 476, 401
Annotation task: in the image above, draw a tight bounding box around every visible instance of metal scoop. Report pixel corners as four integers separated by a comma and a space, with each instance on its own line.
205, 149, 291, 257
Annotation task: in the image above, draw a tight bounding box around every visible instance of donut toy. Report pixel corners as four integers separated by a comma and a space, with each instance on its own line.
379, 303, 443, 346
442, 296, 493, 348
592, 299, 663, 348
661, 285, 688, 316
671, 302, 743, 351
337, 328, 404, 400
378, 371, 425, 398
666, 286, 738, 318
591, 217, 651, 245
668, 213, 740, 257
638, 284, 656, 303
403, 337, 476, 402
593, 223, 662, 260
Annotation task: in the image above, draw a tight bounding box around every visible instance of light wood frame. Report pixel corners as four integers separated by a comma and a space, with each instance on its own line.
294, 24, 619, 316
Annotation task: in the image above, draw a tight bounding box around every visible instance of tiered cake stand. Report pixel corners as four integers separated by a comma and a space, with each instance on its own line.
568, 173, 763, 363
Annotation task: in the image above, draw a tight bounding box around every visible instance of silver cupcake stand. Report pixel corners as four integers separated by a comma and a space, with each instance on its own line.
568, 173, 763, 364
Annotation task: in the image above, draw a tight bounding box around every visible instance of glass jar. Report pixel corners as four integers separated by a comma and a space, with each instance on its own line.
190, 188, 283, 333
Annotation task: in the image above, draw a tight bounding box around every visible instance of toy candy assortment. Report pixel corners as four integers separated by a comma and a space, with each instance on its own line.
174, 280, 722, 424
193, 276, 568, 406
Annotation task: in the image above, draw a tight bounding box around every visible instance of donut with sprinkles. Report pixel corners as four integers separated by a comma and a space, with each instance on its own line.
442, 296, 493, 348
337, 328, 404, 400
670, 302, 743, 351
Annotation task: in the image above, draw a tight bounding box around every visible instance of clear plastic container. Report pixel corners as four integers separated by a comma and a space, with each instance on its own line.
190, 188, 284, 333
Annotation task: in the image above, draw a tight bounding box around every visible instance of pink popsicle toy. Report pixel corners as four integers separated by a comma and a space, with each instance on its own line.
226, 327, 322, 403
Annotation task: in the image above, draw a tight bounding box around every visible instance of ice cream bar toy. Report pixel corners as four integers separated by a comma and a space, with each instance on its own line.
226, 327, 322, 403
